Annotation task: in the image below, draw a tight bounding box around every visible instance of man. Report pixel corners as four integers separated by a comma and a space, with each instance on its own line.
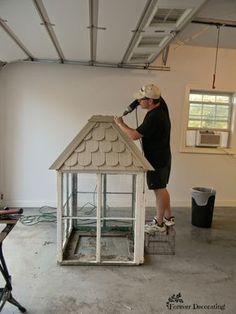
114, 84, 175, 234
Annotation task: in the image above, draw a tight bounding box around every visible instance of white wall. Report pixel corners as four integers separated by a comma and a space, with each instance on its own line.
0, 44, 236, 208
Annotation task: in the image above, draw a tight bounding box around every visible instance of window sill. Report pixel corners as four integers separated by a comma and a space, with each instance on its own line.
180, 147, 236, 155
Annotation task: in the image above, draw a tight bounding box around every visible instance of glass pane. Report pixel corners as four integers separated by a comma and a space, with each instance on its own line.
63, 173, 72, 208
104, 194, 133, 219
188, 120, 202, 128
203, 95, 215, 102
214, 121, 228, 129
215, 116, 228, 121
101, 174, 135, 223
105, 174, 133, 193
202, 120, 216, 128
216, 106, 229, 119
216, 95, 230, 103
76, 173, 97, 220
202, 104, 215, 119
189, 103, 202, 116
189, 94, 202, 101
100, 173, 135, 263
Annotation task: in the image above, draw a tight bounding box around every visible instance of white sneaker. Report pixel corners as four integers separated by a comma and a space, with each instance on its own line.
153, 216, 175, 227
145, 222, 166, 234
163, 216, 175, 227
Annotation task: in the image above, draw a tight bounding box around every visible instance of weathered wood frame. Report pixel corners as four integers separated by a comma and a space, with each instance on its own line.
57, 170, 146, 265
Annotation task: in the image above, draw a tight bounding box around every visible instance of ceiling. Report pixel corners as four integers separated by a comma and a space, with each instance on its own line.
174, 0, 236, 50
0, 0, 235, 71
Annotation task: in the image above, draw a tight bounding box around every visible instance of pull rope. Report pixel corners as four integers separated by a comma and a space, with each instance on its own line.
212, 25, 221, 89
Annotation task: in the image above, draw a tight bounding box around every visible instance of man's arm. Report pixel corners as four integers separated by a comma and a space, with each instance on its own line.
114, 116, 142, 140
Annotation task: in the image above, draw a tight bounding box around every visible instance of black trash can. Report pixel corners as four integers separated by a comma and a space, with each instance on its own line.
191, 187, 216, 228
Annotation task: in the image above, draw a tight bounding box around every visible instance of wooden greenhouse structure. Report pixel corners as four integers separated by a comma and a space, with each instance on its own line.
50, 115, 153, 265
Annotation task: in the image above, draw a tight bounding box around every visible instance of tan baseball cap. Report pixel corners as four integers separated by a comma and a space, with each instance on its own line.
133, 84, 161, 99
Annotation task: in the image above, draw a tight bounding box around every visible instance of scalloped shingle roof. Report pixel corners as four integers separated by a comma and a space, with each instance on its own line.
50, 115, 153, 172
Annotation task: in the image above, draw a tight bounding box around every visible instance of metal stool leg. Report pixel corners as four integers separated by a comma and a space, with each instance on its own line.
6, 293, 27, 312
0, 218, 27, 313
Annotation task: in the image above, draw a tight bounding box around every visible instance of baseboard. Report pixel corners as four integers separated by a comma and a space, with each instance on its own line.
3, 200, 57, 208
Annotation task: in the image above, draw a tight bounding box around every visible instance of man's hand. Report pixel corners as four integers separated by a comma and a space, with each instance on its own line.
113, 116, 142, 141
114, 116, 124, 126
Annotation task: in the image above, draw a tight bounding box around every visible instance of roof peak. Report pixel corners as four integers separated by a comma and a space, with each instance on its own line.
50, 115, 153, 172
89, 115, 114, 123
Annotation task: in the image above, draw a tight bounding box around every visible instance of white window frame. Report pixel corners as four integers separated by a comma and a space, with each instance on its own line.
180, 85, 236, 155
188, 90, 233, 131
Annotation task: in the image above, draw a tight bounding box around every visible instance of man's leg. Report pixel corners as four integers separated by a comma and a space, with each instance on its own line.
145, 167, 174, 233
154, 188, 171, 225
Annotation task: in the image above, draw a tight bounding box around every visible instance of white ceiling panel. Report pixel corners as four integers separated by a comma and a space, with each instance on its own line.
176, 24, 236, 49
174, 0, 236, 49
195, 0, 236, 20
0, 0, 235, 70
43, 0, 90, 62
0, 0, 57, 60
157, 0, 206, 9
96, 0, 148, 63
0, 27, 28, 62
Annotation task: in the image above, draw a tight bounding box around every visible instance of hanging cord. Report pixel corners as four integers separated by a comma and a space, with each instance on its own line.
134, 106, 139, 129
212, 25, 221, 89
134, 107, 144, 152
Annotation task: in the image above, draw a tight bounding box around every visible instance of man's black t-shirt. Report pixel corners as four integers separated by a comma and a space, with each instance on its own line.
136, 104, 171, 169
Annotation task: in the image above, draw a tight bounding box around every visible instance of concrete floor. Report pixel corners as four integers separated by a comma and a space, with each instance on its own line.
1, 207, 236, 314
